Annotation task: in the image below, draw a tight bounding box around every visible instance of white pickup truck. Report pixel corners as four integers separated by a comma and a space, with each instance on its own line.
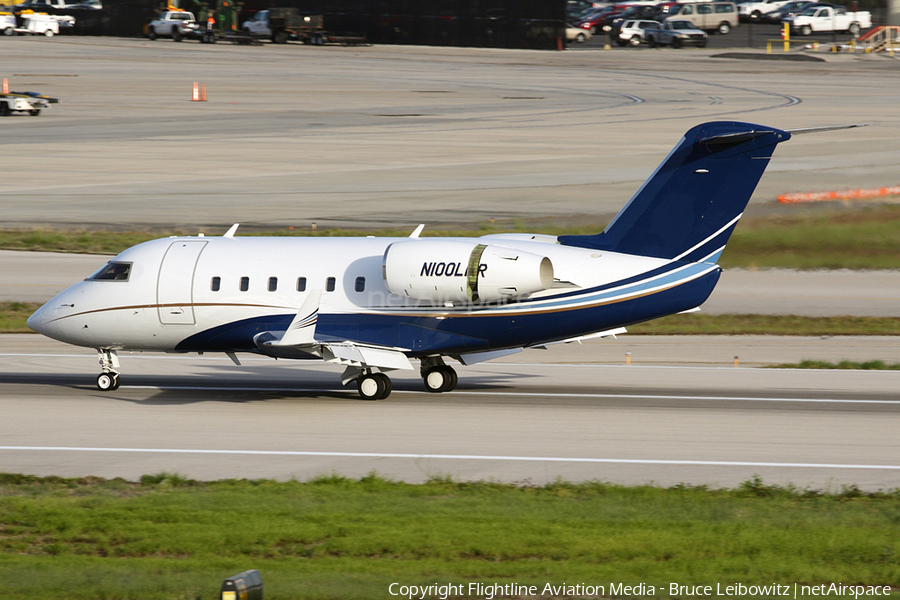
146, 10, 200, 41
784, 5, 871, 35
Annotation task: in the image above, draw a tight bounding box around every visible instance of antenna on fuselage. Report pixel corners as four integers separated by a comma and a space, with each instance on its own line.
224, 224, 240, 238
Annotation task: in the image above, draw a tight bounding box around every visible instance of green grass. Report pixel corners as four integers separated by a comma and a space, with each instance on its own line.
774, 359, 900, 370
7, 303, 900, 337
0, 473, 897, 599
4, 205, 900, 268
0, 302, 40, 333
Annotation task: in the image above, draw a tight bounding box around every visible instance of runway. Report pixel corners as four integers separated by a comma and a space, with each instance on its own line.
3, 40, 900, 490
2, 335, 898, 490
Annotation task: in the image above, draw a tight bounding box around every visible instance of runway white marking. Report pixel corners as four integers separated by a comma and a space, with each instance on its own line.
0, 446, 898, 470
123, 385, 900, 404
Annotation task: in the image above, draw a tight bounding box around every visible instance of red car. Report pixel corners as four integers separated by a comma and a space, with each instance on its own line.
574, 6, 624, 34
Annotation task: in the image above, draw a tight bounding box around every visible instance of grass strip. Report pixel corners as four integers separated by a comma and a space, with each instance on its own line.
774, 359, 900, 370
6, 304, 900, 336
5, 205, 900, 269
0, 302, 41, 333
0, 473, 897, 599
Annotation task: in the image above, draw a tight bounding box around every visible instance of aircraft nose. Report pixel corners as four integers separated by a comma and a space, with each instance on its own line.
26, 305, 46, 335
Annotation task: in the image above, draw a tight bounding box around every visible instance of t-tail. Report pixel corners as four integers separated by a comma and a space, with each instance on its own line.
558, 121, 791, 263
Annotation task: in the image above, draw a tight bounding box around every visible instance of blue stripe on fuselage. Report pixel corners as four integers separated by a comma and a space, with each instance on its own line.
174, 267, 720, 356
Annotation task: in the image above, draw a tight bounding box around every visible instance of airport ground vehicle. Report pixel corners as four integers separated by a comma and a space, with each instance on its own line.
664, 2, 738, 33
9, 12, 60, 35
146, 10, 200, 41
617, 19, 660, 45
0, 92, 49, 115
251, 8, 325, 44
646, 18, 708, 46
1, 12, 14, 33
783, 5, 870, 35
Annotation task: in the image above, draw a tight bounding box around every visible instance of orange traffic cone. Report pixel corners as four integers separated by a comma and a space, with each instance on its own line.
192, 82, 200, 101
2, 78, 8, 94
200, 84, 207, 102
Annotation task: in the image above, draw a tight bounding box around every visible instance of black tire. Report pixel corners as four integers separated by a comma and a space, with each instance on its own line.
800, 24, 811, 36
147, 27, 156, 40
575, 32, 586, 43
648, 36, 657, 48
752, 10, 762, 19
629, 35, 641, 46
273, 30, 288, 44
357, 374, 385, 400
44, 29, 54, 37
848, 22, 860, 36
423, 367, 447, 393
97, 372, 116, 391
172, 28, 182, 42
672, 37, 682, 48
444, 367, 458, 392
29, 110, 40, 116
0, 103, 9, 117
718, 21, 730, 34
374, 373, 392, 399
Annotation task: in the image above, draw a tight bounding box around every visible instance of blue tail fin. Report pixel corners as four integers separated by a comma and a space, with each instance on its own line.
558, 121, 790, 262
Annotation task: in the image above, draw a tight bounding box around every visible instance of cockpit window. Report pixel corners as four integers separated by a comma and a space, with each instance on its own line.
89, 262, 132, 281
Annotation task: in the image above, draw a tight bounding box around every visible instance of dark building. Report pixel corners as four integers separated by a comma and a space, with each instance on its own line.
63, 0, 565, 49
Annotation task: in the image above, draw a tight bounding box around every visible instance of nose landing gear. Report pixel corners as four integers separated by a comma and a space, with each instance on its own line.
96, 349, 121, 391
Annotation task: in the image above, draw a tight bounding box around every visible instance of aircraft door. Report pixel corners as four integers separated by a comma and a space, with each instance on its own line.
157, 240, 208, 325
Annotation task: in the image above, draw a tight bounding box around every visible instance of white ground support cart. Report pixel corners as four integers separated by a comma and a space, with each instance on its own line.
0, 93, 50, 116
13, 12, 61, 36
0, 13, 15, 35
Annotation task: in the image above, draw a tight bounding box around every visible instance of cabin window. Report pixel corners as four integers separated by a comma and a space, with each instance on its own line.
355, 277, 366, 292
89, 262, 132, 282
268, 277, 278, 292
326, 277, 336, 292
240, 276, 249, 292
211, 276, 221, 292
297, 277, 307, 292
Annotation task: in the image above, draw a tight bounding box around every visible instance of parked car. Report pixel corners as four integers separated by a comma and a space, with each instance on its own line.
646, 18, 709, 46
617, 18, 660, 45
737, 0, 792, 21
575, 6, 628, 34
665, 2, 738, 33
566, 22, 593, 43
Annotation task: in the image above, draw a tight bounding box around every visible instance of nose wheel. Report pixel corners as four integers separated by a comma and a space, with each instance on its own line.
96, 372, 120, 391
96, 349, 121, 391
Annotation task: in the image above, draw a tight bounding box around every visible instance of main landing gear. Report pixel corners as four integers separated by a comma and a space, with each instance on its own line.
350, 356, 458, 400
96, 349, 120, 391
420, 356, 457, 394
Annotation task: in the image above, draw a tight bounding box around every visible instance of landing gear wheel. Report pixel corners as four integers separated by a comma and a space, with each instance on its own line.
374, 373, 392, 399
424, 366, 456, 393
357, 373, 387, 400
97, 372, 120, 391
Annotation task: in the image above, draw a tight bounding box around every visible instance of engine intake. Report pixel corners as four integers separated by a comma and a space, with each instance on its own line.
383, 240, 553, 304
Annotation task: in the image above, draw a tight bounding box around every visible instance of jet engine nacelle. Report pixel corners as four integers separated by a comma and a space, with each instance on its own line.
383, 240, 554, 304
